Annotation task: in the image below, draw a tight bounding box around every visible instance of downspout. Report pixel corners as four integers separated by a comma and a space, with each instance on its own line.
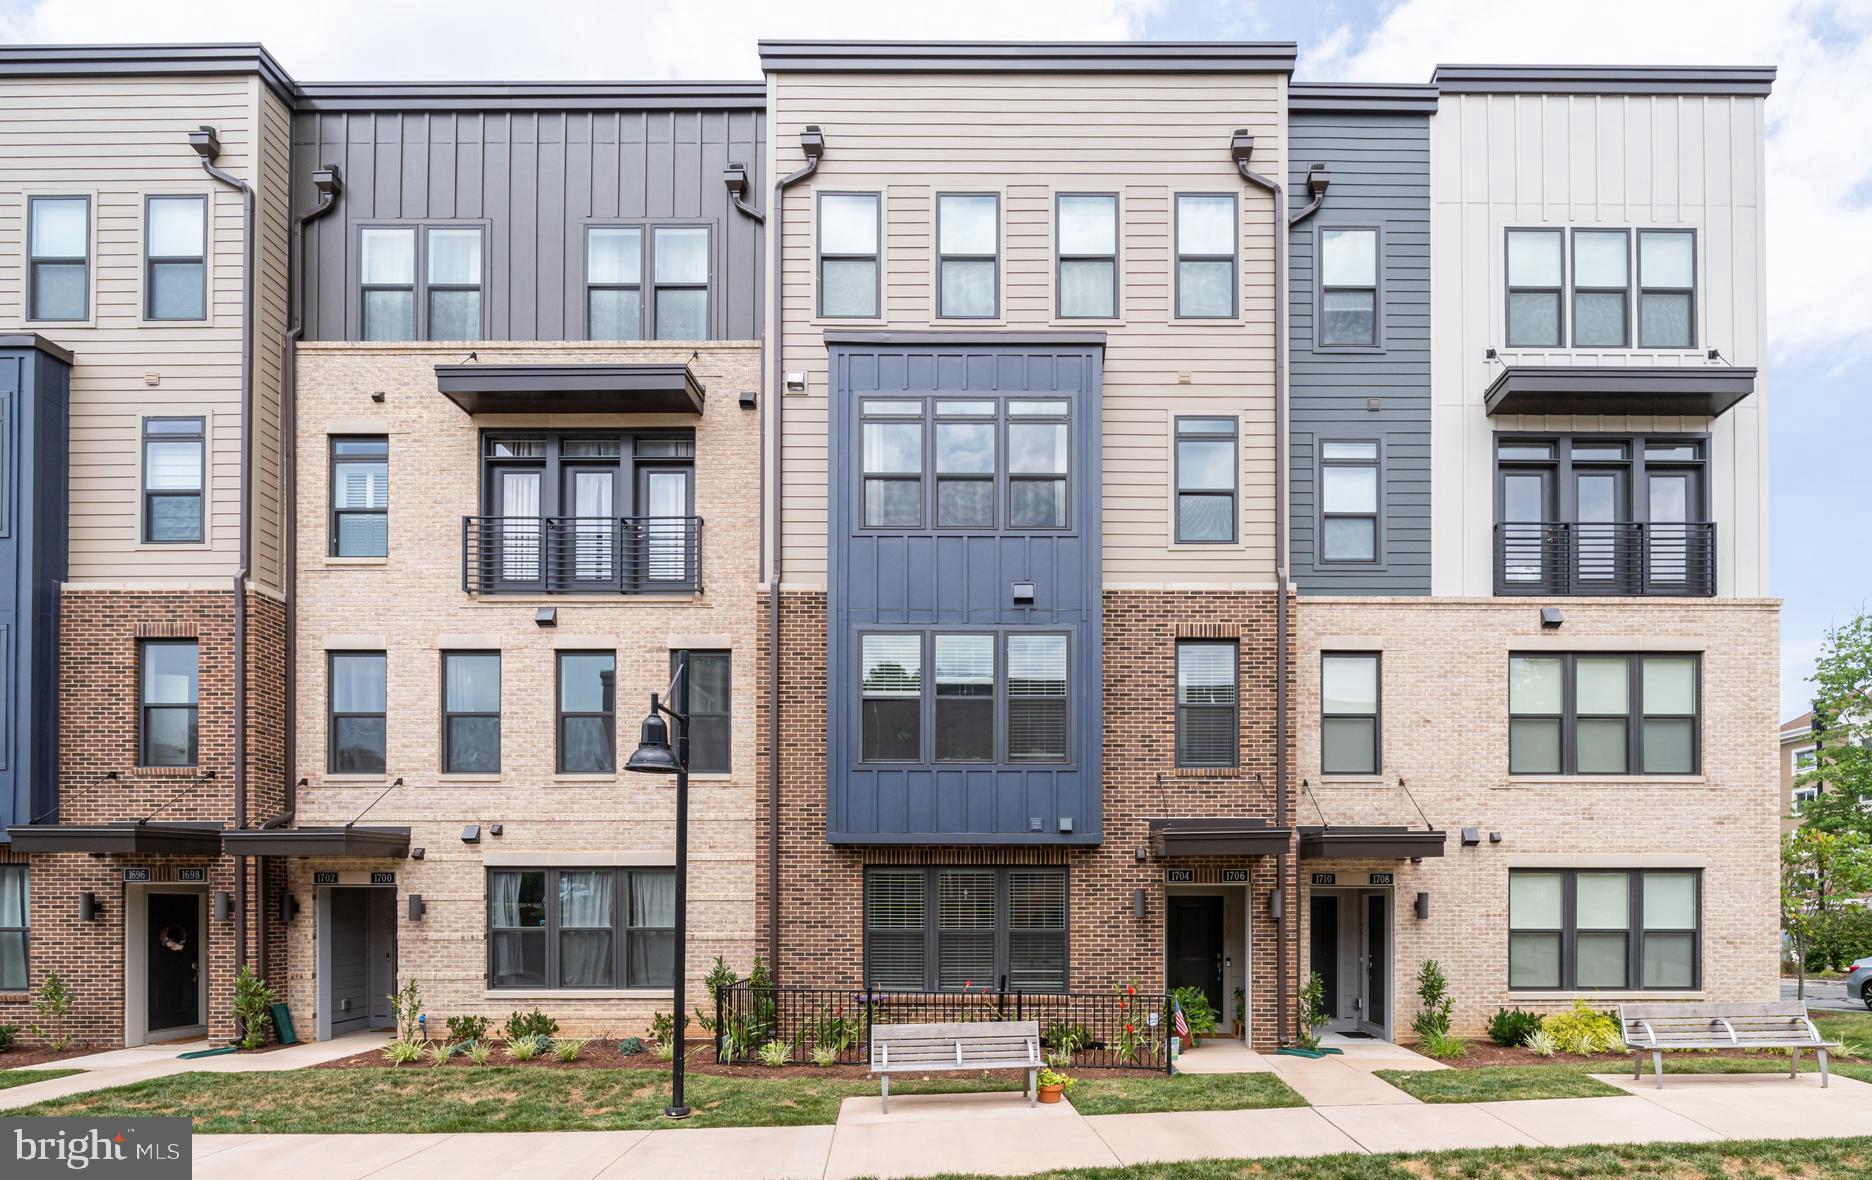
765, 126, 824, 977
190, 127, 254, 978
1233, 129, 1289, 1046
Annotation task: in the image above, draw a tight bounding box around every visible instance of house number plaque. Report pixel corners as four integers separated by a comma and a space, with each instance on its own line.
1220, 869, 1250, 882
1310, 873, 1336, 886
312, 871, 340, 885
1164, 869, 1194, 883
1369, 872, 1395, 886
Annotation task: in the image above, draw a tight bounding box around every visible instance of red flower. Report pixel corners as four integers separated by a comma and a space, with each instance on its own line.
1127, 985, 1136, 996
1125, 1024, 1135, 1034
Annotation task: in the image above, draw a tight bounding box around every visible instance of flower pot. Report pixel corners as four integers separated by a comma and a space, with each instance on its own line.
1037, 1083, 1064, 1104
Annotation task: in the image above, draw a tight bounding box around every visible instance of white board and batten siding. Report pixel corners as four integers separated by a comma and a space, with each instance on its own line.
766, 72, 1288, 592
1429, 92, 1769, 598
0, 74, 291, 592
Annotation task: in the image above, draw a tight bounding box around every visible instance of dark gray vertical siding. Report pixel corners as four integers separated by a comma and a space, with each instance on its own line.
828, 342, 1104, 845
294, 106, 766, 342
1289, 111, 1431, 594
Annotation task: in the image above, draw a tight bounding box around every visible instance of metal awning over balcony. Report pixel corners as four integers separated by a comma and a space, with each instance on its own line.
3, 821, 224, 856
1299, 825, 1446, 860
219, 826, 411, 858
1148, 817, 1292, 858
434, 363, 705, 415
1483, 365, 1755, 418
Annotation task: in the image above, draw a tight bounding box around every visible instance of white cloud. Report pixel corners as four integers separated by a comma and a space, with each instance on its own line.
1298, 0, 1872, 368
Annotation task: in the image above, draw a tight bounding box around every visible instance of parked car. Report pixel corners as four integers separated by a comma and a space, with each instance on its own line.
1845, 957, 1872, 1009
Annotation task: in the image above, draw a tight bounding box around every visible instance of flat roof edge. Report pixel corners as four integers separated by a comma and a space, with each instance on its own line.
0, 42, 298, 102
296, 80, 768, 113
1289, 82, 1439, 113
759, 39, 1297, 74
1432, 64, 1775, 97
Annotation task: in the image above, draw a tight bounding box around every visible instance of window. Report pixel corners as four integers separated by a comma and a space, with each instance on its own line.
1007, 400, 1069, 529
860, 633, 921, 762
139, 640, 198, 767
1319, 441, 1379, 562
1507, 653, 1699, 775
0, 866, 24, 990
1006, 633, 1068, 762
1176, 641, 1238, 768
935, 400, 995, 528
27, 196, 88, 321
329, 652, 387, 774
1509, 869, 1699, 990
142, 417, 204, 544
426, 227, 483, 340
145, 195, 206, 320
586, 226, 642, 340
1175, 417, 1236, 543
652, 226, 709, 339
1056, 194, 1117, 318
1319, 228, 1378, 346
819, 193, 880, 317
937, 194, 999, 318
1571, 229, 1629, 347
1638, 230, 1695, 348
1506, 228, 1563, 347
442, 652, 500, 774
1793, 786, 1819, 814
857, 398, 1072, 534
360, 227, 416, 341
934, 635, 994, 762
489, 868, 673, 989
1176, 194, 1235, 318
861, 401, 924, 528
330, 436, 388, 557
1795, 747, 1818, 771
1321, 653, 1379, 775
863, 866, 1067, 993
556, 652, 616, 774
677, 650, 731, 774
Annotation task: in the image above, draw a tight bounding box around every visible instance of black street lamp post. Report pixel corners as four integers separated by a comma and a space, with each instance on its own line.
625, 651, 691, 1119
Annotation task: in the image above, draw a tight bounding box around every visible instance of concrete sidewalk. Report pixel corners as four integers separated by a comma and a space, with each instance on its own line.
174, 1069, 1872, 1180
0, 1031, 392, 1111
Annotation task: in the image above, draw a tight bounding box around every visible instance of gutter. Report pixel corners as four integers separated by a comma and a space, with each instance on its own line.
1233, 129, 1290, 1047
765, 126, 823, 977
190, 127, 254, 978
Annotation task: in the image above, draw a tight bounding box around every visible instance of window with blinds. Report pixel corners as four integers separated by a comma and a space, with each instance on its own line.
1006, 634, 1068, 762
1176, 641, 1238, 768
331, 436, 389, 557
864, 866, 1068, 993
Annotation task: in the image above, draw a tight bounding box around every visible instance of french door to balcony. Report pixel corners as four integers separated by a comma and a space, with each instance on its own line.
1572, 467, 1629, 588
1501, 469, 1554, 586
496, 469, 543, 588
566, 467, 618, 587
640, 467, 691, 586
1647, 469, 1699, 588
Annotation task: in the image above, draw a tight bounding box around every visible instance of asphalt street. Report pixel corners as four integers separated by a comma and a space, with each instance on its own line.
1784, 977, 1864, 1013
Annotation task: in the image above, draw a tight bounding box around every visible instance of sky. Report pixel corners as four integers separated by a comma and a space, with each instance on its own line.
0, 0, 1864, 719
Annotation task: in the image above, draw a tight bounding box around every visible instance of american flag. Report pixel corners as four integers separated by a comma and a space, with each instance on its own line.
1173, 999, 1190, 1040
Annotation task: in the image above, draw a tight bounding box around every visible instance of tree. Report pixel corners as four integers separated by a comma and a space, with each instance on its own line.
1781, 827, 1872, 997
1793, 612, 1872, 836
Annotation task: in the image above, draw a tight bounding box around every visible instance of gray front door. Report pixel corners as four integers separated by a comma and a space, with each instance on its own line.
327, 888, 397, 1036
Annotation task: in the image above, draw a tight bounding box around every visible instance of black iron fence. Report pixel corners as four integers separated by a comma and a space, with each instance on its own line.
712, 983, 1173, 1072
462, 515, 703, 595
1494, 521, 1715, 597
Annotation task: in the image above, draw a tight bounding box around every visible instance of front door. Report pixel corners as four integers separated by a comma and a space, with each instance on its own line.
1166, 895, 1224, 1016
1360, 891, 1389, 1038
146, 892, 201, 1033
326, 888, 397, 1037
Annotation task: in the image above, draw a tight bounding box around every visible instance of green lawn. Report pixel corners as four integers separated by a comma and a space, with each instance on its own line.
924, 1136, 1872, 1179
1816, 1008, 1872, 1046
1374, 1066, 1627, 1103
6, 1066, 1303, 1132
0, 1068, 80, 1091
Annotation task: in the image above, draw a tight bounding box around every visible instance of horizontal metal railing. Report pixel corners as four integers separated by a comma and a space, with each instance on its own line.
713, 982, 1174, 1072
1494, 521, 1715, 597
462, 515, 702, 595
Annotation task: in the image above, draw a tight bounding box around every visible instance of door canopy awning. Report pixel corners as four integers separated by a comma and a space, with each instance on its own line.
2, 821, 224, 856
1148, 817, 1292, 858
1298, 825, 1447, 860
434, 362, 705, 415
1483, 365, 1755, 418
219, 826, 411, 859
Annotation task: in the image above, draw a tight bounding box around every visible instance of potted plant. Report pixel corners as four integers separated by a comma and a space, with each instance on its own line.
1036, 1067, 1076, 1104
1170, 986, 1219, 1049
1232, 985, 1246, 1038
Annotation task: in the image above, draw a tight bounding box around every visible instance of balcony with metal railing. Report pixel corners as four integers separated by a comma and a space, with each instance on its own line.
1494, 521, 1715, 597
462, 515, 702, 595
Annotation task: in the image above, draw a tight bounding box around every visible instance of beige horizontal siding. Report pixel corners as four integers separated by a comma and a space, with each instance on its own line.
768, 72, 1286, 590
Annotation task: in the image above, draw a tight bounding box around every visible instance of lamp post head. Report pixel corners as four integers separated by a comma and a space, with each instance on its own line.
625, 705, 682, 774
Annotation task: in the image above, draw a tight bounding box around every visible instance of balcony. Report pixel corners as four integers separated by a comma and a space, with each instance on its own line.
1494, 521, 1715, 597
462, 516, 702, 595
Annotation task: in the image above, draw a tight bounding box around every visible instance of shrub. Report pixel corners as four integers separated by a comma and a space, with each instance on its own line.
1037, 1067, 1076, 1091
654, 1040, 675, 1062
1409, 960, 1453, 1043
1170, 986, 1219, 1036
554, 1038, 587, 1063
758, 1039, 791, 1067
467, 1040, 492, 1065
232, 965, 277, 1050
619, 1036, 646, 1056
808, 1012, 860, 1053
1487, 1006, 1544, 1048
382, 1039, 424, 1065
506, 1036, 541, 1062
1525, 1029, 1558, 1057
0, 1024, 16, 1052
446, 1015, 491, 1044
1541, 1000, 1623, 1056
650, 1010, 690, 1049
29, 972, 75, 1051
810, 1044, 840, 1067
504, 1009, 558, 1043
1043, 1023, 1091, 1056
389, 978, 424, 1043
1297, 971, 1328, 1051
424, 1041, 451, 1066
1423, 1032, 1468, 1061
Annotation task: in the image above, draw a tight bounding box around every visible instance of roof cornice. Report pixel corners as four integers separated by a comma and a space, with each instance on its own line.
759, 39, 1297, 74
295, 80, 767, 113
1289, 82, 1438, 114
0, 42, 299, 103
1432, 64, 1774, 97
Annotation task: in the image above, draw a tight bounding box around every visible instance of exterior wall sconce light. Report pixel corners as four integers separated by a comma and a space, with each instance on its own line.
213, 891, 234, 921
488, 823, 503, 837
738, 391, 757, 409
280, 892, 299, 923
407, 894, 425, 922
410, 847, 425, 860
1490, 831, 1503, 844
1132, 889, 1147, 918
1011, 581, 1036, 605
1134, 847, 1148, 863
1267, 888, 1283, 919
1540, 607, 1564, 629
79, 892, 100, 921
1461, 827, 1481, 846
369, 391, 386, 403
1414, 892, 1430, 920
460, 824, 481, 844
784, 372, 806, 394
534, 608, 557, 628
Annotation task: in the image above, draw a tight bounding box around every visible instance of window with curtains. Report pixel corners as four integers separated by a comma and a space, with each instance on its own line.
1318, 227, 1378, 347
360, 227, 416, 340
0, 865, 27, 990
674, 650, 731, 774
1508, 869, 1700, 990
1175, 194, 1236, 318
1508, 653, 1699, 775
1321, 653, 1380, 775
488, 867, 674, 989
330, 436, 388, 557
328, 651, 387, 774
819, 193, 880, 318
145, 195, 207, 320
139, 640, 198, 768
863, 866, 1067, 993
442, 651, 500, 774
557, 652, 616, 774
1176, 641, 1237, 768
1056, 194, 1117, 318
143, 417, 204, 544
1175, 417, 1237, 543
860, 631, 1071, 765
27, 195, 88, 321
936, 193, 999, 318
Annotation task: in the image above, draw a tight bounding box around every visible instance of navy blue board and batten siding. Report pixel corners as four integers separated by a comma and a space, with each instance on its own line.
0, 339, 69, 832
1288, 89, 1434, 594
293, 90, 766, 342
827, 337, 1103, 845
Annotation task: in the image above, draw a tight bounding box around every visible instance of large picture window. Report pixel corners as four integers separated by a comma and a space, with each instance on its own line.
489, 868, 673, 989
139, 640, 199, 768
1176, 640, 1237, 768
1508, 653, 1699, 775
863, 866, 1067, 993
1509, 869, 1700, 990
1321, 652, 1380, 775
857, 398, 1071, 532
0, 866, 24, 991
329, 651, 387, 774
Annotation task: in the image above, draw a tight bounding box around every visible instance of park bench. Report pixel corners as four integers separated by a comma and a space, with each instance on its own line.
1618, 1001, 1839, 1088
870, 1020, 1042, 1113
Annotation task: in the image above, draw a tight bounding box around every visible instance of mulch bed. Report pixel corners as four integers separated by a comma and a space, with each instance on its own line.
0, 1045, 106, 1068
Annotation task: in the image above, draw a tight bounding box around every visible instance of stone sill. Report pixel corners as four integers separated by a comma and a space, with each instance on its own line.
483, 989, 672, 1002
1500, 776, 1707, 787
1511, 991, 1703, 1001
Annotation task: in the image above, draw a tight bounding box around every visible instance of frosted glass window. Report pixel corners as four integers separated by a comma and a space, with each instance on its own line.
146, 196, 207, 320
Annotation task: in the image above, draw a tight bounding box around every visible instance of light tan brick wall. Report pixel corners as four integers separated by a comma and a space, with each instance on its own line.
1294, 596, 1782, 1037
284, 341, 761, 1039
